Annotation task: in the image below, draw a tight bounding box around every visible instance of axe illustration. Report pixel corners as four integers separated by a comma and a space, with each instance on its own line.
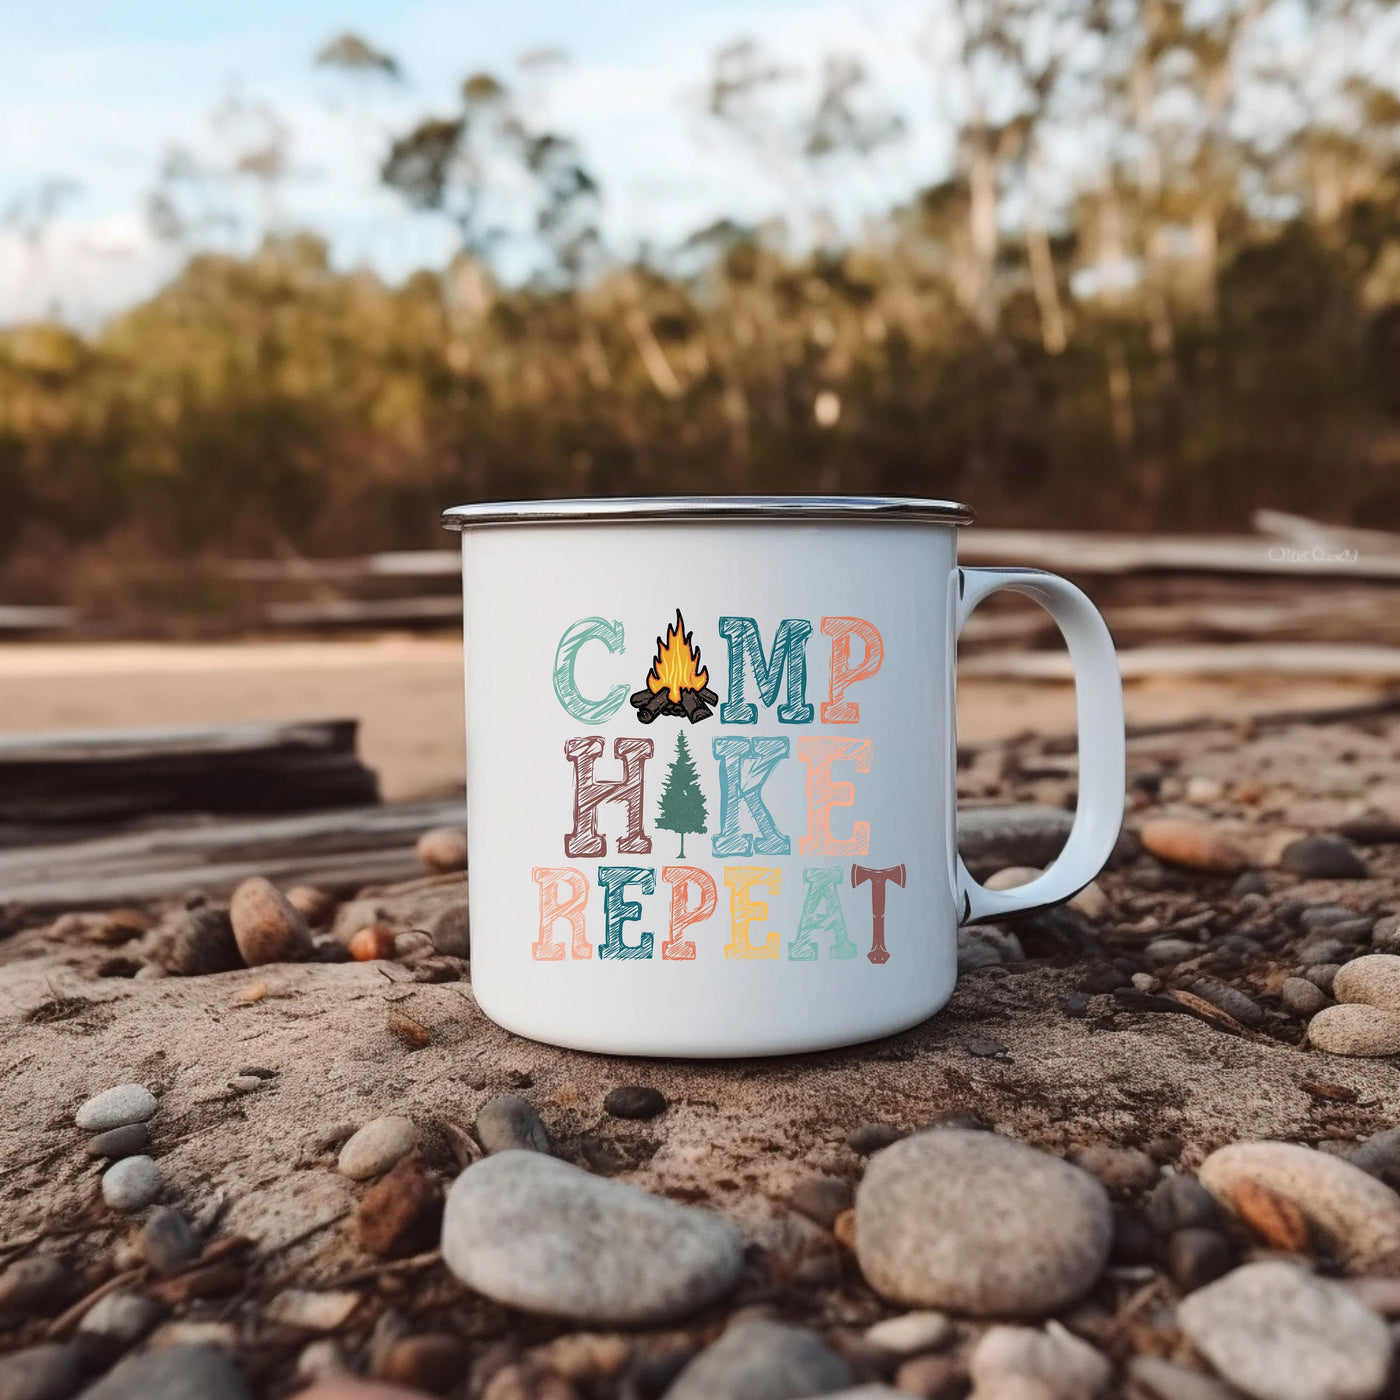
850, 863, 907, 965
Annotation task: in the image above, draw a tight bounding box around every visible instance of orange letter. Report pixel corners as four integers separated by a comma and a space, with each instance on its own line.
531, 866, 591, 961
798, 737, 871, 857
723, 867, 781, 960
821, 617, 884, 723
661, 866, 717, 961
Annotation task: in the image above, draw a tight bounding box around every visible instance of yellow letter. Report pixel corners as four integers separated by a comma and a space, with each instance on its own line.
723, 866, 781, 959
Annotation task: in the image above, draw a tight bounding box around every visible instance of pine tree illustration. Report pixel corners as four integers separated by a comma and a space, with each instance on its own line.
656, 730, 708, 859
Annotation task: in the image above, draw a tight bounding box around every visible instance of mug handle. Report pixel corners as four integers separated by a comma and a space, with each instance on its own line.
954, 566, 1125, 924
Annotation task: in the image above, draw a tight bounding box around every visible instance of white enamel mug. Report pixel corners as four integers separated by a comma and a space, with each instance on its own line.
443, 496, 1124, 1058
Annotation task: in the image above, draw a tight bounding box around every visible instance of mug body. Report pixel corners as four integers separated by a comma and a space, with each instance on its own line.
454, 501, 970, 1057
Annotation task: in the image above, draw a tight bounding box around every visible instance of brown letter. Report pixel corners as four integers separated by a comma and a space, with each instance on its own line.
564, 736, 654, 857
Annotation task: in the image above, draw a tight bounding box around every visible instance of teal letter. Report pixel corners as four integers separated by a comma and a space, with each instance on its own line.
711, 736, 791, 857
789, 867, 856, 961
718, 617, 814, 724
597, 866, 655, 960
554, 617, 628, 725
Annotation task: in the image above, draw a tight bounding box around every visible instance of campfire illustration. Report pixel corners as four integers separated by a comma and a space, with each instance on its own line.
630, 611, 719, 724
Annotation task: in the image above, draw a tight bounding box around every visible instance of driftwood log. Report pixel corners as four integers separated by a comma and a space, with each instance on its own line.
0, 719, 379, 826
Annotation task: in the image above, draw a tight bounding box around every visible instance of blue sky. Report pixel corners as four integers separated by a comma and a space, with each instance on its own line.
0, 0, 946, 325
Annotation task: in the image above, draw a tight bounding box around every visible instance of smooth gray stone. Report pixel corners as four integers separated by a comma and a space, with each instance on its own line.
336, 1116, 416, 1180
138, 1208, 198, 1277
84, 1125, 149, 1161
854, 1129, 1112, 1317
78, 1346, 249, 1400
77, 1292, 164, 1347
1279, 835, 1370, 880
662, 1320, 853, 1400
99, 1157, 161, 1212
958, 805, 1075, 869
1178, 1262, 1390, 1400
0, 1344, 85, 1400
1348, 1126, 1400, 1189
441, 1150, 744, 1324
474, 1094, 551, 1155
74, 1087, 156, 1134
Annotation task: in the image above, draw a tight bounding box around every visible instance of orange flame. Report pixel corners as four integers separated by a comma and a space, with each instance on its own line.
646, 611, 709, 701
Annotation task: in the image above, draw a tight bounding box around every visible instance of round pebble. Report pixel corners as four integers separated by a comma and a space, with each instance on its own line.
1308, 1003, 1400, 1057
1128, 1356, 1252, 1400
229, 876, 313, 967
1279, 835, 1370, 880
788, 1174, 854, 1229
1072, 1144, 1158, 1195
337, 1117, 416, 1181
80, 1344, 250, 1400
416, 828, 467, 873
356, 1156, 442, 1258
1146, 1175, 1223, 1235
1140, 820, 1250, 875
441, 1149, 744, 1324
1178, 1261, 1390, 1400
864, 1311, 952, 1356
425, 903, 470, 958
475, 1094, 551, 1154
1347, 1127, 1400, 1189
1144, 938, 1198, 967
101, 1155, 162, 1212
1167, 1228, 1232, 1292
1333, 954, 1400, 1010
1370, 913, 1400, 953
1069, 881, 1109, 920
75, 1085, 158, 1133
286, 885, 338, 928
154, 907, 241, 976
1306, 964, 1342, 994
958, 925, 1024, 970
139, 1207, 199, 1276
78, 1289, 165, 1345
984, 866, 1041, 890
348, 925, 398, 962
0, 1344, 85, 1400
603, 1085, 668, 1120
1280, 977, 1329, 1017
853, 1129, 1113, 1316
0, 1255, 68, 1314
1199, 1140, 1400, 1271
969, 1323, 1111, 1400
1299, 937, 1350, 967
85, 1123, 151, 1161
662, 1319, 852, 1400
1300, 904, 1363, 932
376, 1333, 470, 1395
847, 1123, 905, 1154
893, 1355, 965, 1399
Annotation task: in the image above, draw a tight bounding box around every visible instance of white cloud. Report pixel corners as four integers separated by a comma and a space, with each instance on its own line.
0, 0, 960, 326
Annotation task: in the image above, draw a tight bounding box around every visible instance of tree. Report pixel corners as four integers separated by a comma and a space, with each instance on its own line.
656, 732, 708, 859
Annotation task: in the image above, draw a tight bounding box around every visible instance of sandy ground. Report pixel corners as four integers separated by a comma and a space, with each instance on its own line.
0, 636, 1389, 800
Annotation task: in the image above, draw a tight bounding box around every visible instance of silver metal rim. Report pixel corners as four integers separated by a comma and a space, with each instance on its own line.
442, 495, 975, 531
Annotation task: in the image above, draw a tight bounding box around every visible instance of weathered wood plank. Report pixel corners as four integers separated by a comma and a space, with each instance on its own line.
0, 800, 465, 910
0, 719, 379, 825
959, 530, 1400, 579
960, 642, 1400, 681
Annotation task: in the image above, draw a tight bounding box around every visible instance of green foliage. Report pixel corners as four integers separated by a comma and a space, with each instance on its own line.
657, 731, 708, 859
2, 3, 1400, 609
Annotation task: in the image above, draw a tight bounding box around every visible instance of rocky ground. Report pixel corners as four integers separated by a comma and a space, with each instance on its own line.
3, 697, 1400, 1400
